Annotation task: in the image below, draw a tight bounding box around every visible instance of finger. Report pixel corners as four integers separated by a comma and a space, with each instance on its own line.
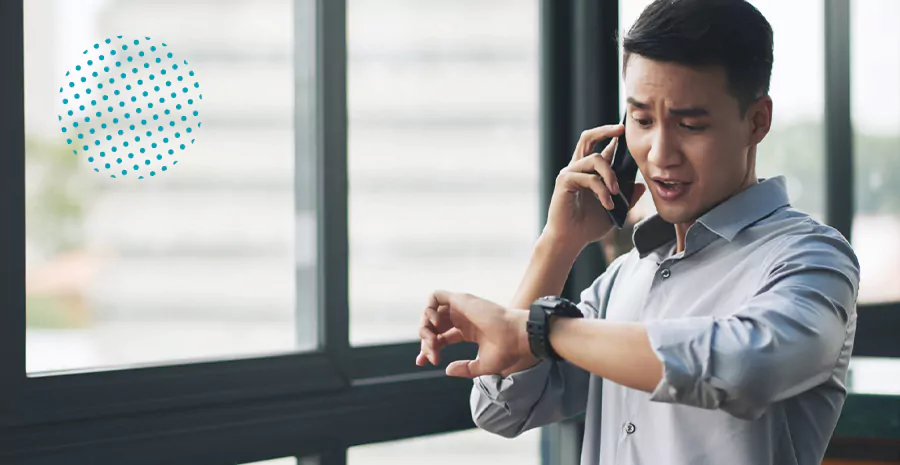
427, 289, 455, 313
424, 305, 439, 326
427, 305, 454, 334
420, 328, 465, 367
419, 325, 440, 365
629, 182, 646, 207
416, 349, 429, 367
571, 124, 624, 162
420, 310, 437, 334
568, 154, 620, 196
599, 136, 618, 162
559, 171, 614, 210
445, 358, 485, 379
416, 337, 430, 366
437, 327, 465, 347
419, 311, 437, 340
418, 309, 439, 364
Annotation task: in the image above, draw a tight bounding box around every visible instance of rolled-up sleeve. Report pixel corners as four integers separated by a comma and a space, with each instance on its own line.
471, 360, 589, 438
644, 231, 860, 420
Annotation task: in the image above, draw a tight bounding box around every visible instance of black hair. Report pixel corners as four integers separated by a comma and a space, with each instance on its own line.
623, 0, 774, 116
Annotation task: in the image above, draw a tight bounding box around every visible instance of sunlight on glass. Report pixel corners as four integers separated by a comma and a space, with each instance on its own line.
850, 0, 900, 304
24, 0, 316, 373
346, 0, 540, 346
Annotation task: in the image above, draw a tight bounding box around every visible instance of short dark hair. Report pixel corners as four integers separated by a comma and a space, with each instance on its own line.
623, 0, 774, 116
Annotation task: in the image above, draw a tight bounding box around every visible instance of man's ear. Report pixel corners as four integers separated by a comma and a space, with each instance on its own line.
747, 95, 773, 146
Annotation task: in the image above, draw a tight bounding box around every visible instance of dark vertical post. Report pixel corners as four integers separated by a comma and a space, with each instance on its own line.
564, 0, 620, 302
539, 0, 619, 464
539, 0, 574, 237
824, 0, 854, 241
0, 0, 27, 425
317, 0, 351, 362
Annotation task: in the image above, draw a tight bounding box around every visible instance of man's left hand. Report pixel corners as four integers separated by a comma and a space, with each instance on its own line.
415, 290, 534, 378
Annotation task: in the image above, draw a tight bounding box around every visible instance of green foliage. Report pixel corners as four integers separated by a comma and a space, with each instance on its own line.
25, 135, 94, 257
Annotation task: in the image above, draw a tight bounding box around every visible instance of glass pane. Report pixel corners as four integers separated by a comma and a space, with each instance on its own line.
348, 428, 540, 465
613, 0, 826, 260
848, 357, 900, 395
24, 0, 318, 373
347, 0, 540, 345
850, 0, 900, 304
745, 0, 826, 222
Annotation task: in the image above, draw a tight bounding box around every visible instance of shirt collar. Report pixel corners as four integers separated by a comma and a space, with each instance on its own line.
631, 176, 792, 258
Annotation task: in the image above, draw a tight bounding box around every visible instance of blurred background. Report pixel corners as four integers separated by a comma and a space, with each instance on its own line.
20, 0, 899, 463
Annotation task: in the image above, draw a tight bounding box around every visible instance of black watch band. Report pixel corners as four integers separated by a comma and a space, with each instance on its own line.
526, 296, 584, 361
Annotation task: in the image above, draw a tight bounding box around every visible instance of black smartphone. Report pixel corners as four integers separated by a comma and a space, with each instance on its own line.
594, 115, 638, 228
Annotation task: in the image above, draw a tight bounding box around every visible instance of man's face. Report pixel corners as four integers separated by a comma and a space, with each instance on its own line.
623, 55, 770, 226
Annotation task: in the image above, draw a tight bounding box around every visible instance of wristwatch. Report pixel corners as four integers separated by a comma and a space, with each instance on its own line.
527, 296, 584, 361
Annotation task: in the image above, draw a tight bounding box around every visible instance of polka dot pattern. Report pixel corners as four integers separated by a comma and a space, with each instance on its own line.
58, 36, 203, 179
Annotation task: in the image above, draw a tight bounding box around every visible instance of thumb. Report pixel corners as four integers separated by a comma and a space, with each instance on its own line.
445, 359, 485, 378
629, 182, 646, 206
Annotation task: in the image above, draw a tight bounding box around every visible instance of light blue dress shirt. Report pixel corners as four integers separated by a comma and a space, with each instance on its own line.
471, 176, 861, 465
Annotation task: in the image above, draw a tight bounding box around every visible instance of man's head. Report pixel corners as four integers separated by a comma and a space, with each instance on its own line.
622, 0, 774, 226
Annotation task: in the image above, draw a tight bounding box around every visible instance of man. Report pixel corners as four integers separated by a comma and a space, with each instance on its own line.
415, 0, 860, 464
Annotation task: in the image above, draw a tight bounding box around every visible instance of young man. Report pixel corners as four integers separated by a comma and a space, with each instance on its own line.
415, 0, 860, 464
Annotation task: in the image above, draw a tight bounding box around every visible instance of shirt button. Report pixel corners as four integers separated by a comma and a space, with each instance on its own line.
661, 269, 671, 279
624, 422, 636, 434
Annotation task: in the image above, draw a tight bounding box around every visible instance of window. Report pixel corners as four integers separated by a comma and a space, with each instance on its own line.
346, 0, 541, 346
850, 0, 900, 304
348, 428, 540, 465
749, 0, 826, 222
848, 357, 900, 395
23, 0, 317, 373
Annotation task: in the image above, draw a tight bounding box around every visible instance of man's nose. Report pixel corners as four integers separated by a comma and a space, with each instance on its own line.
646, 127, 682, 168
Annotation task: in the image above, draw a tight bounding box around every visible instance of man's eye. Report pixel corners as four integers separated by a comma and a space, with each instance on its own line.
680, 123, 707, 131
633, 117, 652, 126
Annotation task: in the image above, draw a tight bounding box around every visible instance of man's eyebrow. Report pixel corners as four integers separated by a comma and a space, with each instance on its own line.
669, 107, 710, 117
626, 98, 710, 117
626, 97, 648, 109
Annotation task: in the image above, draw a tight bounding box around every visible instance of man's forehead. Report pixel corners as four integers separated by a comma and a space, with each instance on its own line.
624, 57, 731, 109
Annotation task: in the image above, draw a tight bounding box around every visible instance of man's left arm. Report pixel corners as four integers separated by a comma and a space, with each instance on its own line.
542, 232, 860, 420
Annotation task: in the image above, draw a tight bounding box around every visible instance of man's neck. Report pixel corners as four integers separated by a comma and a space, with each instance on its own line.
672, 173, 759, 254
673, 221, 694, 254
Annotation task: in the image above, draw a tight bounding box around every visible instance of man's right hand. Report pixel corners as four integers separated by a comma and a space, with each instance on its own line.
543, 123, 646, 249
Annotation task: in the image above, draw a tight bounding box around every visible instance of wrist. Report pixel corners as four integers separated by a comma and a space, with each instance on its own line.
501, 309, 540, 377
535, 232, 586, 265
509, 309, 531, 360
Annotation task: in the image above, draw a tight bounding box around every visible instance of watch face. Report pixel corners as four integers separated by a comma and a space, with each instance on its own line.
533, 296, 582, 318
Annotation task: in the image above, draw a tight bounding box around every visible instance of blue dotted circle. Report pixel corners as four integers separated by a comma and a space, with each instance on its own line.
58, 36, 202, 179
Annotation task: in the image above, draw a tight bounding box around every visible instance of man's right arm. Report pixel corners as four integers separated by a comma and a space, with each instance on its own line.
463, 123, 641, 437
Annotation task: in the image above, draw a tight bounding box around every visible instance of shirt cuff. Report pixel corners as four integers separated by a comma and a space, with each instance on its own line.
645, 316, 716, 405
475, 359, 551, 404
